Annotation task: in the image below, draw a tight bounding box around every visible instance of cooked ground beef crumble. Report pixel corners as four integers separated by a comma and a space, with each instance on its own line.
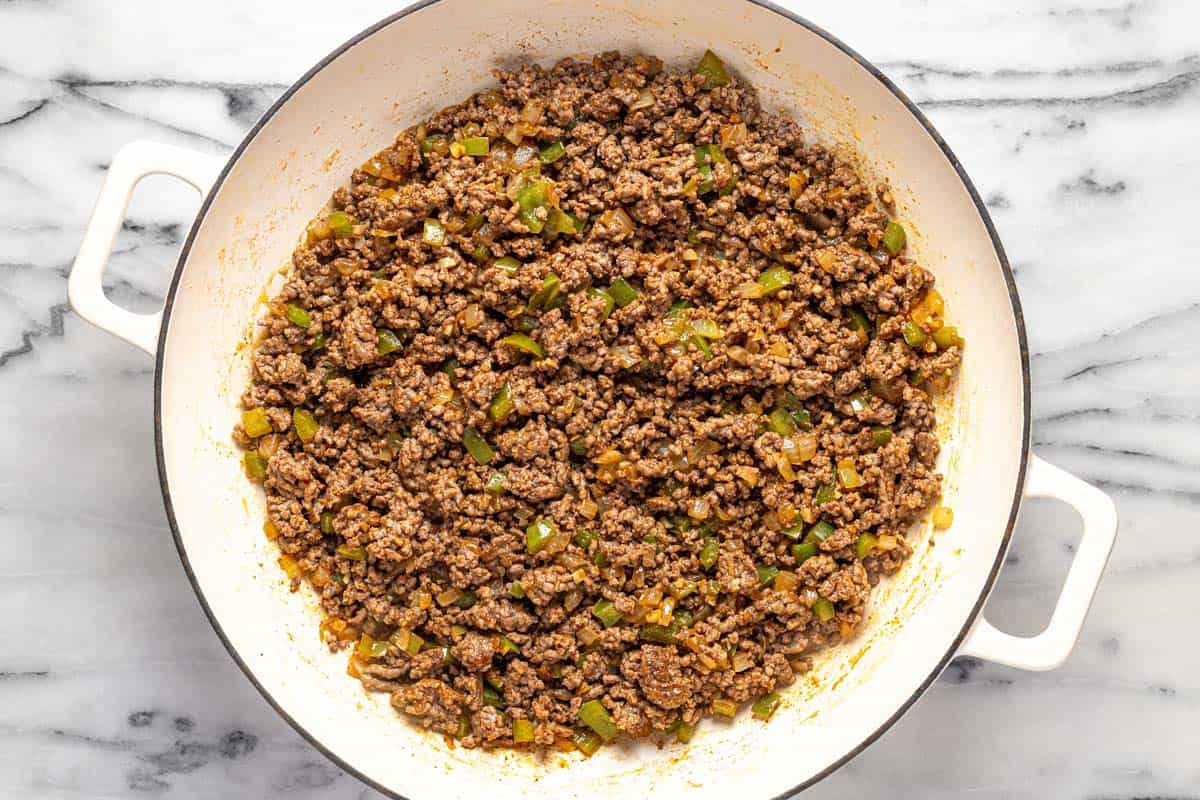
234, 51, 962, 753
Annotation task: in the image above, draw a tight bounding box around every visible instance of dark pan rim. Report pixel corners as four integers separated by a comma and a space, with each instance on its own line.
153, 2, 1031, 797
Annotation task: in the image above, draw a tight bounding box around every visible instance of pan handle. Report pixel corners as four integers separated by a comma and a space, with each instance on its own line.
959, 455, 1118, 670
68, 141, 225, 355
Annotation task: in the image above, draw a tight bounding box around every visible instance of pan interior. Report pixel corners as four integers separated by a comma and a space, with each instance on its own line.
156, 2, 1028, 798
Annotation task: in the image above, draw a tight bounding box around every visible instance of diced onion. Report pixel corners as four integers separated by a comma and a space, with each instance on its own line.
738, 396, 761, 415
436, 587, 464, 607
711, 699, 738, 717
505, 174, 526, 201
563, 588, 584, 612
781, 432, 818, 464
688, 438, 722, 462
720, 122, 748, 147
727, 346, 753, 365
599, 208, 635, 235
609, 344, 641, 369
519, 98, 545, 124
816, 249, 838, 273
490, 141, 514, 168
776, 454, 796, 482
557, 552, 587, 571
773, 570, 799, 591
461, 303, 484, 330
659, 596, 676, 622
512, 144, 538, 168
257, 433, 282, 458
736, 281, 765, 299
630, 89, 654, 110
639, 586, 663, 607
595, 449, 623, 465
544, 528, 571, 556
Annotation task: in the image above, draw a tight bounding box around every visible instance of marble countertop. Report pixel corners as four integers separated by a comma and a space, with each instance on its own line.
1, 0, 1196, 797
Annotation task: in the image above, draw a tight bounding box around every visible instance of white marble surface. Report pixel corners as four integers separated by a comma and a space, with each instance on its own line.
0, 0, 1196, 797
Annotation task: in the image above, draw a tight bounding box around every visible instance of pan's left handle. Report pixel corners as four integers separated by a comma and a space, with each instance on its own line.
69, 141, 225, 355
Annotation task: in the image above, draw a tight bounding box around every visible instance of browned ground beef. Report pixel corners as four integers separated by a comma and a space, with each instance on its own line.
234, 51, 960, 751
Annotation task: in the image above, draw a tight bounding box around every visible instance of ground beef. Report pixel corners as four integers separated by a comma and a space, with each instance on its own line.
451, 632, 495, 672
635, 645, 695, 710
236, 51, 960, 752
391, 679, 464, 736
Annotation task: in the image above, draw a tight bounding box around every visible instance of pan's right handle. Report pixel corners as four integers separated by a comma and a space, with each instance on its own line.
959, 455, 1118, 670
69, 141, 225, 355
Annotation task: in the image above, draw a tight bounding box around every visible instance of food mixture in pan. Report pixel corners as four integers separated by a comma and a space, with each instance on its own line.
235, 50, 962, 753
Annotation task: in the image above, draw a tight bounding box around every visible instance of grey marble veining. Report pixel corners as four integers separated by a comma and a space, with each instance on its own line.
1, 1, 1197, 798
